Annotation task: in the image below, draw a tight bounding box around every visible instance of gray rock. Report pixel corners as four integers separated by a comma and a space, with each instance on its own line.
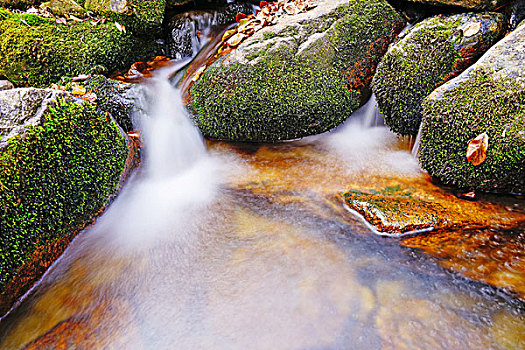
419, 20, 525, 193
0, 88, 70, 148
0, 80, 14, 91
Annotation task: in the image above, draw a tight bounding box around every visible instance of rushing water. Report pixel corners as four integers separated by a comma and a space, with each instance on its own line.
1, 21, 525, 350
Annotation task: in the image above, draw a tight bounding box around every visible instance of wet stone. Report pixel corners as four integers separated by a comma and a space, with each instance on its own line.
343, 186, 452, 235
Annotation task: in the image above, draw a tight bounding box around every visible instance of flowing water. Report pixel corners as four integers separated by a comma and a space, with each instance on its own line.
1, 22, 525, 350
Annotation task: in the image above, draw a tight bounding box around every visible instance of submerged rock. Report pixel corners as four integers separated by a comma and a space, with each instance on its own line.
0, 88, 136, 315
343, 187, 450, 235
188, 0, 405, 142
372, 12, 505, 136
405, 0, 511, 10
419, 19, 525, 194
0, 8, 157, 87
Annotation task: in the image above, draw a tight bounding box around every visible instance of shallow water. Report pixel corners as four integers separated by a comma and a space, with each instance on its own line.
1, 73, 524, 349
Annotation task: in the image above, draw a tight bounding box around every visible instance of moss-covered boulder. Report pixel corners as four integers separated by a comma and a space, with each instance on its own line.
0, 8, 157, 88
0, 89, 134, 315
84, 0, 165, 34
419, 20, 525, 194
405, 0, 511, 10
372, 12, 505, 136
188, 0, 405, 142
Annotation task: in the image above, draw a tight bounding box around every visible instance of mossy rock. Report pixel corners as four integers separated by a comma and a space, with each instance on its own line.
405, 0, 510, 10
188, 0, 405, 142
419, 20, 525, 194
0, 0, 39, 9
372, 12, 505, 136
0, 8, 157, 88
0, 91, 130, 315
61, 75, 146, 131
84, 0, 165, 34
343, 186, 451, 235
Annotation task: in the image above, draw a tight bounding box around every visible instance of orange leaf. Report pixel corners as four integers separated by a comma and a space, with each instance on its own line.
466, 132, 489, 166
236, 13, 249, 22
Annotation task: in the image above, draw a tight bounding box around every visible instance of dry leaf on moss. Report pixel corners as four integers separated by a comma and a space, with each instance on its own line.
466, 132, 488, 166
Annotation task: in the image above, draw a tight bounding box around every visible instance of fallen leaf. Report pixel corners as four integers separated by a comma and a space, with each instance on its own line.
462, 21, 481, 37
236, 13, 250, 22
72, 74, 91, 82
226, 32, 247, 47
68, 14, 83, 22
457, 191, 476, 201
115, 22, 126, 33
466, 132, 489, 166
191, 65, 206, 82
56, 17, 67, 25
222, 28, 237, 42
78, 92, 97, 102
71, 84, 86, 95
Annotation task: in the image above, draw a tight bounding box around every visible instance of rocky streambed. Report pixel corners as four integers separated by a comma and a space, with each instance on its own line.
0, 0, 524, 347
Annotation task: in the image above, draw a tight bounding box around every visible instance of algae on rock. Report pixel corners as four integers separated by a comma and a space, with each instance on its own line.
0, 8, 157, 87
419, 20, 525, 194
188, 0, 405, 142
372, 12, 505, 136
0, 92, 129, 315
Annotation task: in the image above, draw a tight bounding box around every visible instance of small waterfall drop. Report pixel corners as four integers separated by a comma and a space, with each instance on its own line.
411, 123, 423, 158
324, 94, 420, 175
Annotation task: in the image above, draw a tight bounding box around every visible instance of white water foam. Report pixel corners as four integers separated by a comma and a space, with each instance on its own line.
324, 94, 421, 175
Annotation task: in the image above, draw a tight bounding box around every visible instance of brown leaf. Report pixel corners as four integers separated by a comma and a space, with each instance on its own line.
226, 32, 247, 47
115, 22, 126, 33
77, 92, 97, 102
466, 132, 489, 166
71, 84, 86, 95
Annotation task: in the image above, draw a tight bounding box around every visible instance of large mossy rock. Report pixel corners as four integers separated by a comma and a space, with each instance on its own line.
405, 0, 511, 10
0, 89, 132, 315
84, 0, 165, 34
0, 8, 157, 87
188, 0, 405, 142
372, 12, 505, 136
419, 20, 525, 194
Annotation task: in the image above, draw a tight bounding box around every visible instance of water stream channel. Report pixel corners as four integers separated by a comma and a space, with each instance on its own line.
1, 18, 524, 350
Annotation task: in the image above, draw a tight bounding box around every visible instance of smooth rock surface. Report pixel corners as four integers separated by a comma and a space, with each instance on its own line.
372, 12, 505, 136
419, 19, 525, 193
0, 88, 69, 148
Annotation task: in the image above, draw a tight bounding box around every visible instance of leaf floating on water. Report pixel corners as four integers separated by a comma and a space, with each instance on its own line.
466, 132, 489, 166
115, 22, 126, 33
461, 21, 481, 37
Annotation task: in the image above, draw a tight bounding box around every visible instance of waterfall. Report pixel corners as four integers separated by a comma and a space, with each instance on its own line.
411, 123, 423, 158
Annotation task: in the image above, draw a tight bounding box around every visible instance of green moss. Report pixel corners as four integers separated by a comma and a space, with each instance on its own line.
0, 97, 128, 292
84, 0, 165, 34
372, 13, 504, 136
419, 70, 525, 193
63, 75, 136, 131
0, 8, 157, 87
189, 0, 404, 142
0, 0, 39, 10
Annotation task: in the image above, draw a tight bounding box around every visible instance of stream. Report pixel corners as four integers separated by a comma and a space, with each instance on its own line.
1, 18, 524, 350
